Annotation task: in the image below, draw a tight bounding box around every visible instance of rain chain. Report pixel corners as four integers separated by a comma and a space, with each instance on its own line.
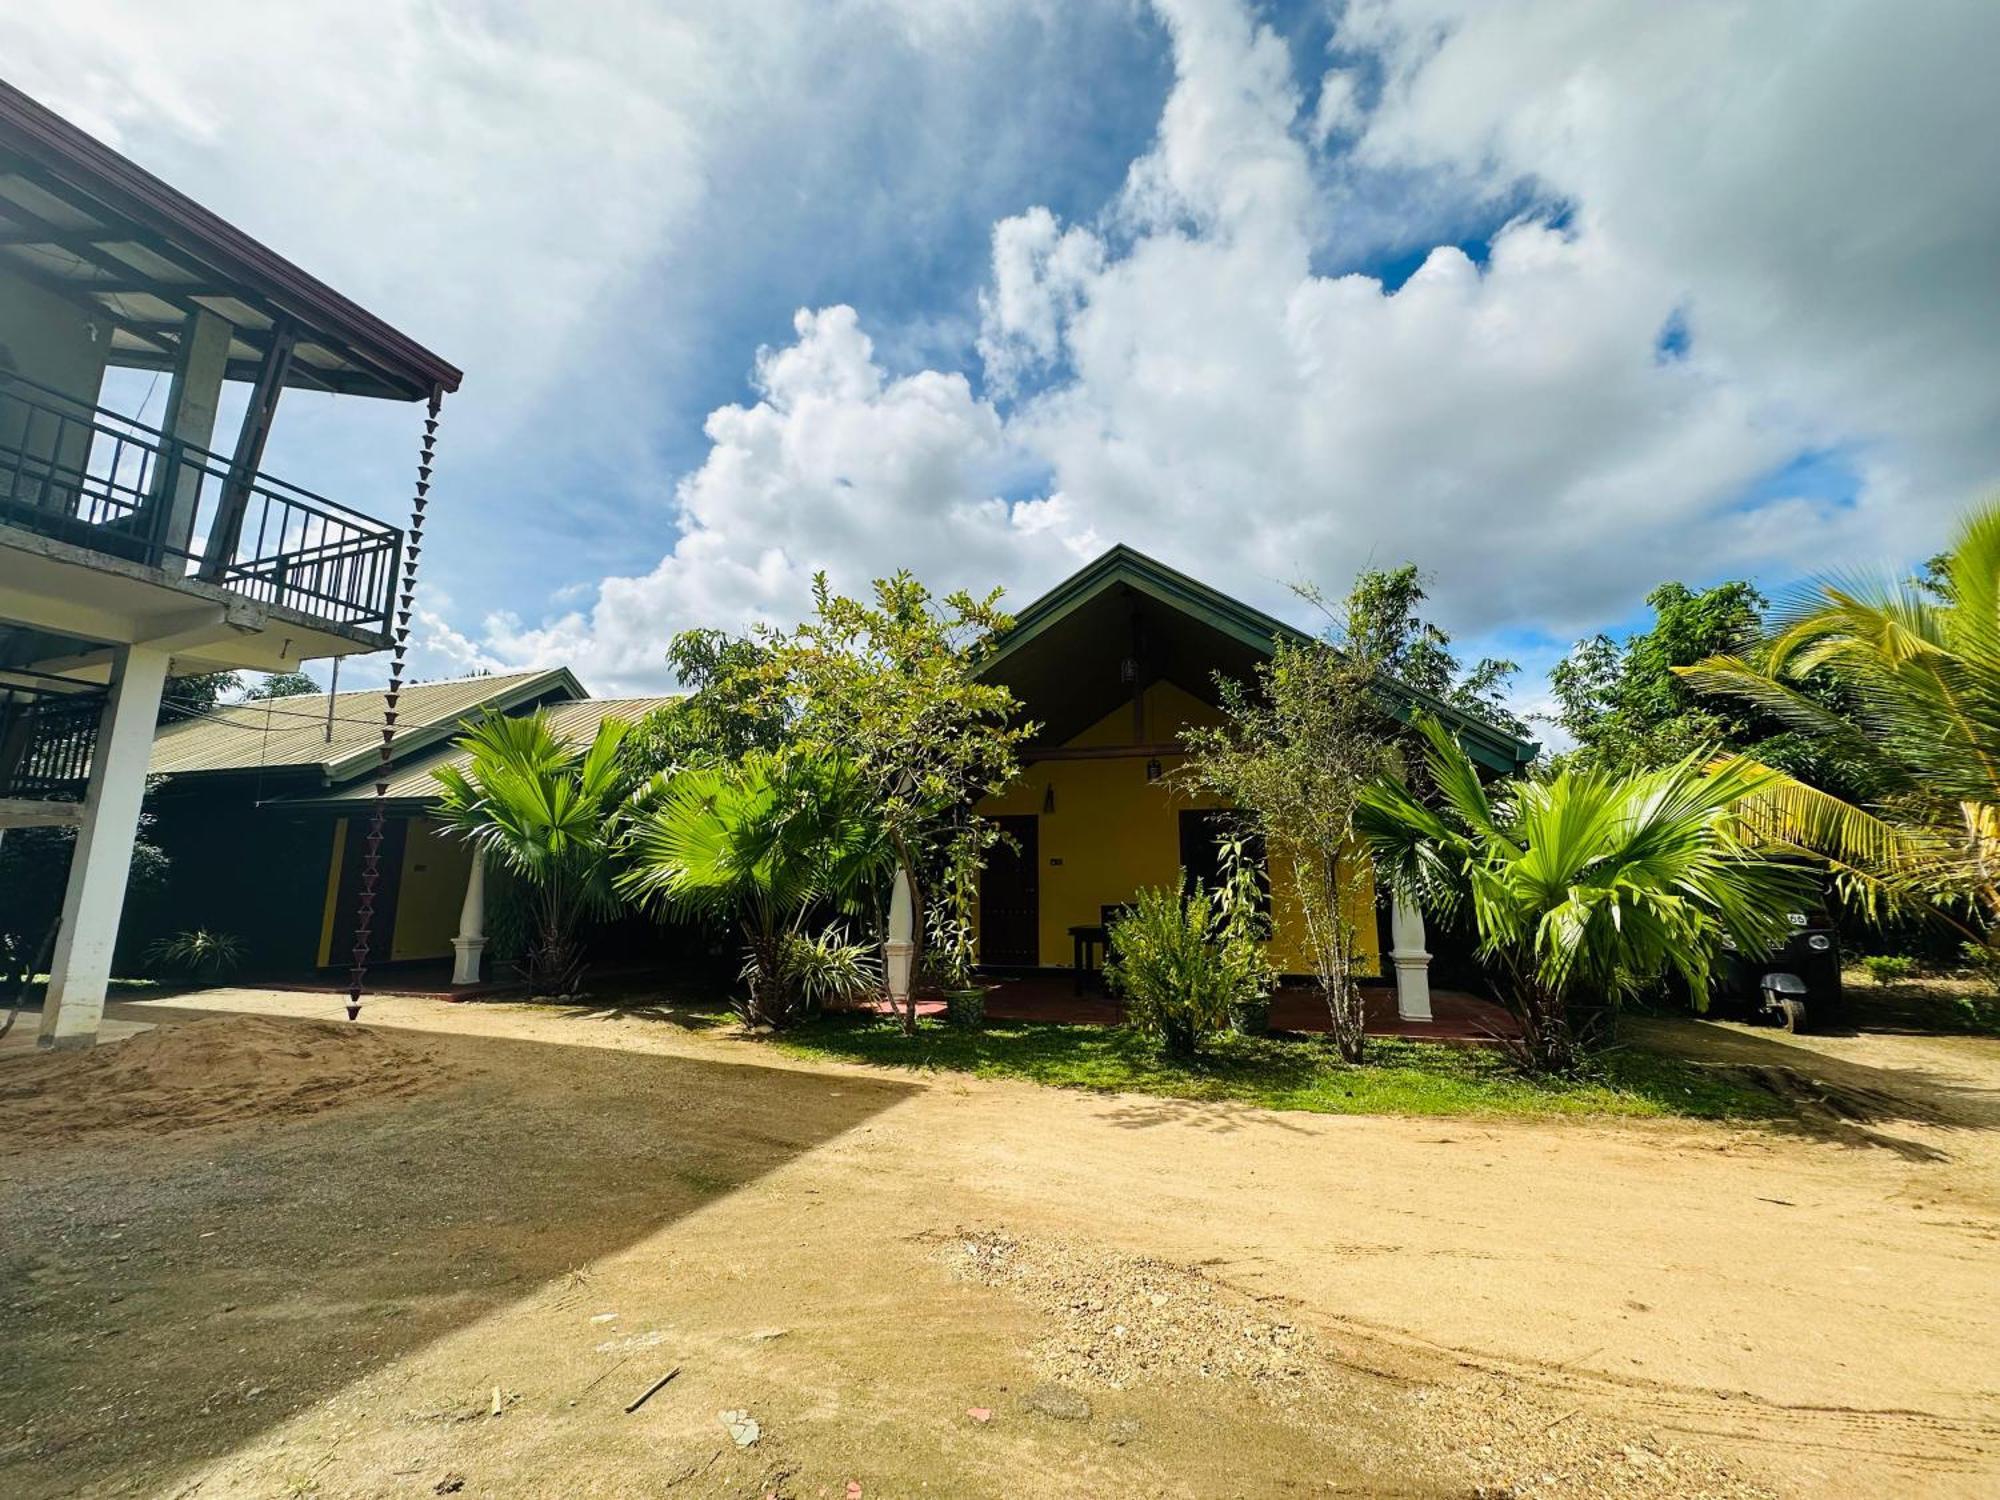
347, 389, 442, 1021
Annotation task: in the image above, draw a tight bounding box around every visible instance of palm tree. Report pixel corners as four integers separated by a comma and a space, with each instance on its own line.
1678, 502, 2000, 937
433, 711, 635, 996
1359, 716, 1809, 1072
621, 751, 889, 1028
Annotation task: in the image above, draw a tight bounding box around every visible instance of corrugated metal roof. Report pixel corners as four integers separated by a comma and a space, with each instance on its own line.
292, 695, 679, 806
148, 669, 582, 781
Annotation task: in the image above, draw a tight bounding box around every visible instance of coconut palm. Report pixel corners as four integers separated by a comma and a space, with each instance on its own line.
1359, 716, 1810, 1073
432, 711, 635, 997
1678, 502, 2000, 936
621, 751, 890, 1028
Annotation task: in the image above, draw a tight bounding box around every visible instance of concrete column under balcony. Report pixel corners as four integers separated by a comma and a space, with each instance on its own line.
37, 642, 170, 1049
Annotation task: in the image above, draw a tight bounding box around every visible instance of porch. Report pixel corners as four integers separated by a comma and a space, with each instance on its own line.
874, 975, 1518, 1043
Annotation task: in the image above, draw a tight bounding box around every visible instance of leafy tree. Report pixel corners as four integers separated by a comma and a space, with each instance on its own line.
243, 669, 321, 700
1180, 632, 1398, 1062
1548, 581, 1765, 774
1360, 716, 1811, 1073
751, 572, 1031, 1032
432, 710, 637, 996
1680, 501, 2000, 940
158, 670, 241, 725
621, 751, 889, 1027
1343, 565, 1526, 737
622, 629, 788, 776
1548, 580, 1864, 796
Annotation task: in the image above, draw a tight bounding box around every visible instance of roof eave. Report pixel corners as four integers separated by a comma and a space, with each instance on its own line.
0, 80, 462, 400
980, 543, 1539, 775
319, 667, 587, 783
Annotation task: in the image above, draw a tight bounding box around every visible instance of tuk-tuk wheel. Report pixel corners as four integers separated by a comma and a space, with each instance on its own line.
1772, 997, 1806, 1033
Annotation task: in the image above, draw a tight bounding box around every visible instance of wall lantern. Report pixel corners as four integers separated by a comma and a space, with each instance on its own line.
1145, 757, 1163, 783
1120, 654, 1139, 685
1042, 782, 1056, 814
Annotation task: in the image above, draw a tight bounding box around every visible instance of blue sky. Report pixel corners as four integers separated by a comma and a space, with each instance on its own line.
15, 1, 2000, 726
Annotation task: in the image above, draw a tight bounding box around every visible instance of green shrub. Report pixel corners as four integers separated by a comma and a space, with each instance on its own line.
1957, 941, 2000, 979
145, 928, 245, 984
769, 925, 881, 1015
1861, 954, 1918, 985
1107, 879, 1268, 1058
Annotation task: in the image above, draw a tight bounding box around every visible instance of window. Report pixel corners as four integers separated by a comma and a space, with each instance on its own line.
1178, 809, 1269, 913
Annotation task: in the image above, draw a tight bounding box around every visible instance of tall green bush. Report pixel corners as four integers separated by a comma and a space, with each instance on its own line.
1107, 879, 1268, 1059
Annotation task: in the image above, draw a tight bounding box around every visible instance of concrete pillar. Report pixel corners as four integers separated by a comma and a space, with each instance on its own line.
884, 864, 916, 1006
450, 849, 487, 986
155, 306, 233, 558
1390, 893, 1434, 1024
38, 643, 171, 1049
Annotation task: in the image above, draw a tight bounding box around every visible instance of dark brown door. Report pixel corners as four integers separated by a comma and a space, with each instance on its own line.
327, 815, 407, 969
979, 814, 1039, 967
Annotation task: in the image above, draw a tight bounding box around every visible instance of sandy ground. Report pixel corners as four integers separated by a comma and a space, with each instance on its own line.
2, 989, 1996, 1499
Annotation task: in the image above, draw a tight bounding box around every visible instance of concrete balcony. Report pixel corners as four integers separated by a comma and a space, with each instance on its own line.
0, 372, 402, 669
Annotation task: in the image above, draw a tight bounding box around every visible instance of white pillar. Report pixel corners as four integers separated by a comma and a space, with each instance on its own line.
884, 864, 916, 1006
450, 849, 487, 986
38, 644, 171, 1049
1390, 893, 1434, 1024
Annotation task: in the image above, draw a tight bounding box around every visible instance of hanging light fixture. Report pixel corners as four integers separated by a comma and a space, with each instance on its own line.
1145, 757, 1163, 783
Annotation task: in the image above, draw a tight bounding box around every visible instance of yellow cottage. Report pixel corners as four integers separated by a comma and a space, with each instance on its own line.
970, 547, 1537, 1003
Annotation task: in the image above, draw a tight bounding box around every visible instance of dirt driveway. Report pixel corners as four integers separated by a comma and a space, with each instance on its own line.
2, 991, 1996, 1498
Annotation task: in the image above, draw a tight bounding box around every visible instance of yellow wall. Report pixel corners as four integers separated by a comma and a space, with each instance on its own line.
390, 817, 474, 961
975, 681, 1380, 976
313, 814, 473, 965
315, 817, 348, 967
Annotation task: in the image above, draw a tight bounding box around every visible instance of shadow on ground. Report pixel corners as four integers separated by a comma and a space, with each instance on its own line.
1628, 1014, 2000, 1160
0, 1025, 916, 1500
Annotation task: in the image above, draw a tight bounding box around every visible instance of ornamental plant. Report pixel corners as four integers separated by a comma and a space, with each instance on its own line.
1107, 878, 1269, 1059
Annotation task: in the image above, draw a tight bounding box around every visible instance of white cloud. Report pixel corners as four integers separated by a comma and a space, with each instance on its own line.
1342, 0, 2000, 531
462, 305, 1085, 692
104, 0, 1987, 702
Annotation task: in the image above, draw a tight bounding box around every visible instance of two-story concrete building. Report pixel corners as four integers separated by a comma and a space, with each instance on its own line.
0, 80, 459, 1046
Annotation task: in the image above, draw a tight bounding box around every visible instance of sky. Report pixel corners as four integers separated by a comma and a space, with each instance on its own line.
9, 0, 2000, 728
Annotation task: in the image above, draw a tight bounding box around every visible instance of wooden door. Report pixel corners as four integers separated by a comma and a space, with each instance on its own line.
327, 815, 407, 969
979, 814, 1040, 967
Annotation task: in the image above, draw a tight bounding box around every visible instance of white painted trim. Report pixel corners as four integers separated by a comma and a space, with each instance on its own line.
1389, 893, 1434, 1024
451, 849, 487, 985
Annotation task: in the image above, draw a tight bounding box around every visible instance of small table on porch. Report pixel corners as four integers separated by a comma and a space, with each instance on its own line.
1069, 924, 1109, 995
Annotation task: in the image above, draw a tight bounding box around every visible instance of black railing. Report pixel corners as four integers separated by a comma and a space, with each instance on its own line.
0, 673, 107, 803
0, 371, 401, 632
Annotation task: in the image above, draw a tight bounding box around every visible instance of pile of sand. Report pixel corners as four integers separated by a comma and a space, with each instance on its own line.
0, 1015, 453, 1141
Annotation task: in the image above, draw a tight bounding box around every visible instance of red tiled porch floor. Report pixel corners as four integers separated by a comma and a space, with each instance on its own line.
872, 975, 1517, 1043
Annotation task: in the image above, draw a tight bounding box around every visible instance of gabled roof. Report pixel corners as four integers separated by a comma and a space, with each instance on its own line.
281, 694, 680, 811
149, 668, 586, 784
981, 545, 1538, 774
0, 80, 461, 401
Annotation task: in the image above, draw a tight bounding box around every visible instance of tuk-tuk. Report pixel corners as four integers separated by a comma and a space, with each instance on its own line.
1711, 906, 1843, 1031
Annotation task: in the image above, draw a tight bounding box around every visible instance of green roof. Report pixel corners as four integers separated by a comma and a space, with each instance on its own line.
279, 694, 679, 810
981, 544, 1538, 774
148, 668, 585, 785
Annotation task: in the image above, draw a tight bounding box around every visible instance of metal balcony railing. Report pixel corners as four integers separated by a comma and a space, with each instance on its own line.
0, 672, 107, 803
0, 370, 401, 633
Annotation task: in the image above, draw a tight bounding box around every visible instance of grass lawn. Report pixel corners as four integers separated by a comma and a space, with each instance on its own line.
773, 1012, 1788, 1122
